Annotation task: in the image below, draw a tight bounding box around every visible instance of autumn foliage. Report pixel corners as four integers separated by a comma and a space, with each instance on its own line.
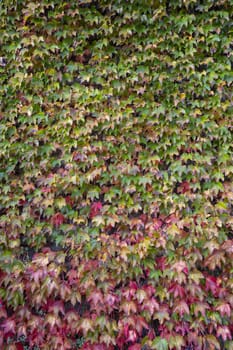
0, 0, 233, 349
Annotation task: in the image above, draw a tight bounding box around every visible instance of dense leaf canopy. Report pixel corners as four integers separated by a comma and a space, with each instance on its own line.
0, 0, 233, 349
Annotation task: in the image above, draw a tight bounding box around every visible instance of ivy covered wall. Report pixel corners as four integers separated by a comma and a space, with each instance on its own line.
0, 1, 233, 349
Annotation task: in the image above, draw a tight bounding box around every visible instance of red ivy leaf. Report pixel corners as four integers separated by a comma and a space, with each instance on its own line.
173, 301, 190, 316
65, 195, 74, 206
205, 275, 220, 296
177, 181, 190, 194
41, 186, 51, 193
169, 282, 186, 299
126, 329, 138, 343
87, 290, 104, 306
175, 322, 190, 336
51, 212, 65, 227
130, 316, 149, 335
165, 213, 178, 224
193, 302, 210, 318
128, 344, 141, 350
28, 266, 47, 284
139, 214, 147, 224
19, 199, 27, 206
67, 269, 79, 284
216, 326, 232, 341
153, 218, 163, 230
90, 202, 103, 219
156, 256, 167, 271
104, 292, 119, 310
141, 297, 159, 315
48, 300, 65, 316
148, 328, 156, 340
122, 282, 138, 300
120, 301, 137, 315
216, 302, 231, 317
1, 319, 16, 334
171, 261, 188, 275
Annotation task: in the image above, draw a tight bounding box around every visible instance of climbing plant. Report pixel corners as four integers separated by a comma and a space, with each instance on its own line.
0, 0, 232, 349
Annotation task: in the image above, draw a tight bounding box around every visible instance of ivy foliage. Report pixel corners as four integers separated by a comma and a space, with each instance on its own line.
0, 0, 233, 349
